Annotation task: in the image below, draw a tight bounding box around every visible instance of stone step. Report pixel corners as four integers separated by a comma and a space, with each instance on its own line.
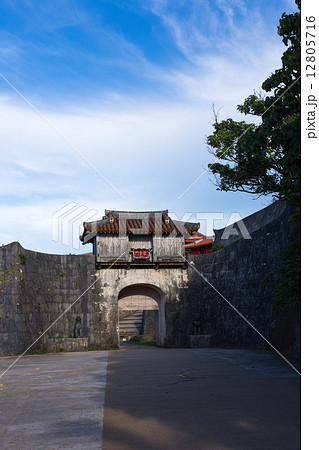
120, 317, 143, 322
120, 317, 143, 324
119, 311, 144, 337
120, 311, 143, 316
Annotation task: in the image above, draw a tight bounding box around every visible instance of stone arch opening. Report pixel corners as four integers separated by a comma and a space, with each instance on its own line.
118, 284, 165, 346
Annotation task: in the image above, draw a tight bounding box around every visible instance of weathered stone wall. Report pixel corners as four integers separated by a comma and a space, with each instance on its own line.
142, 310, 157, 337
0, 201, 299, 355
0, 242, 189, 355
169, 200, 299, 350
43, 337, 88, 353
0, 242, 118, 356
214, 200, 289, 245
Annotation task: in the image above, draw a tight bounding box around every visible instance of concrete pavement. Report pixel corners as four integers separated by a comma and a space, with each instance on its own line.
102, 346, 300, 450
0, 347, 300, 449
0, 351, 108, 449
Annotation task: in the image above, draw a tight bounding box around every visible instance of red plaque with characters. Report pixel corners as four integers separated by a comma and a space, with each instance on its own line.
132, 248, 151, 260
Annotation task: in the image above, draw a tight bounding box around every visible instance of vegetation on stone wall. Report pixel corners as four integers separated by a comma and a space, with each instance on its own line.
19, 253, 26, 264
210, 244, 226, 253
0, 268, 15, 283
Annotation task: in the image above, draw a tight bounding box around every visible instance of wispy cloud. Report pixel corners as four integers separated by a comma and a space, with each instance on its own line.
0, 0, 297, 252
137, 0, 285, 106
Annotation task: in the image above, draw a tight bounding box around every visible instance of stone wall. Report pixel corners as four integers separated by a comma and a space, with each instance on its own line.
171, 200, 299, 351
0, 242, 189, 355
44, 337, 88, 353
0, 201, 299, 356
142, 310, 157, 337
214, 200, 289, 245
0, 242, 118, 356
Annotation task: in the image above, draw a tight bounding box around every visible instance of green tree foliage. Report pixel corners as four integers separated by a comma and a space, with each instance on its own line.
207, 1, 301, 316
207, 1, 300, 205
272, 239, 301, 313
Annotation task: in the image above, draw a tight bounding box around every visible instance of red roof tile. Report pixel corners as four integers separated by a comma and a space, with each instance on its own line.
80, 210, 200, 243
185, 238, 213, 249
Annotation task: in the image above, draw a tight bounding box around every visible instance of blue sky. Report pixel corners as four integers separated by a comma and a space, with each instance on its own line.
0, 0, 298, 254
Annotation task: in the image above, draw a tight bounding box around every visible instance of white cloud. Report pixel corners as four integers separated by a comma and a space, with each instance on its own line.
0, 78, 276, 254
0, 0, 288, 252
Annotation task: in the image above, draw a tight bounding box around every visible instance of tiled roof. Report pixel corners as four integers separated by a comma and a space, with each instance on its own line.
185, 238, 213, 249
80, 210, 200, 243
185, 231, 206, 245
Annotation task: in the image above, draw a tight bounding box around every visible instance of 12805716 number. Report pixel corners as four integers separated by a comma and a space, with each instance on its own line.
306, 16, 316, 77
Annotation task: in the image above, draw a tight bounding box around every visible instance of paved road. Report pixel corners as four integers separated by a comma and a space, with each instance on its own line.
102, 346, 300, 450
0, 347, 300, 449
0, 351, 108, 449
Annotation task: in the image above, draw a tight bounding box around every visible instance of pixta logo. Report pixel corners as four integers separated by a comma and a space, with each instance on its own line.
52, 202, 98, 250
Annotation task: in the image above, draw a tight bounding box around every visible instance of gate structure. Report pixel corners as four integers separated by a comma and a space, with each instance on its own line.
80, 209, 199, 347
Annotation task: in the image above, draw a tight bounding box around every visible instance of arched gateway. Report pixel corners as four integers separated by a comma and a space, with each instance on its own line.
118, 285, 161, 311
80, 209, 199, 347
118, 284, 163, 345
